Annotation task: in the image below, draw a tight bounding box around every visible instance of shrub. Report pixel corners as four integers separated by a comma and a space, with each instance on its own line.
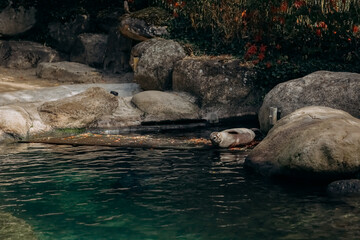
152, 0, 360, 89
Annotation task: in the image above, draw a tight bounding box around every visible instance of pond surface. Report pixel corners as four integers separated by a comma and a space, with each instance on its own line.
0, 140, 360, 240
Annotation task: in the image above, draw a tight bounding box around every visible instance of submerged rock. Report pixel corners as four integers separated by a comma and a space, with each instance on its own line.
38, 87, 119, 129
245, 106, 360, 181
0, 211, 38, 240
131, 38, 186, 90
259, 71, 360, 133
210, 128, 255, 148
131, 90, 200, 122
327, 179, 360, 197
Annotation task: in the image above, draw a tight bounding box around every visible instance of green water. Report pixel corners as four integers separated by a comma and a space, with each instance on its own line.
0, 143, 360, 240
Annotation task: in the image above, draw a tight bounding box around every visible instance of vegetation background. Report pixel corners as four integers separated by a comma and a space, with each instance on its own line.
2, 0, 359, 90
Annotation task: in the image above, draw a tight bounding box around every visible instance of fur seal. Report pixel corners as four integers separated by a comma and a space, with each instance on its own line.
210, 128, 256, 148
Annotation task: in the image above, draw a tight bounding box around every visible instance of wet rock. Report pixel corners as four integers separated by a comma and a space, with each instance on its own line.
38, 87, 119, 129
131, 90, 200, 122
245, 106, 360, 181
36, 61, 103, 83
0, 4, 36, 37
327, 179, 360, 197
48, 14, 90, 53
173, 56, 261, 119
119, 7, 171, 41
210, 128, 255, 148
259, 71, 360, 133
103, 28, 133, 73
131, 38, 186, 90
0, 211, 38, 240
0, 40, 62, 69
70, 33, 108, 68
95, 97, 142, 128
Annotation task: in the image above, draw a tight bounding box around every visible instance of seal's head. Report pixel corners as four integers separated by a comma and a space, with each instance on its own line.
210, 132, 221, 145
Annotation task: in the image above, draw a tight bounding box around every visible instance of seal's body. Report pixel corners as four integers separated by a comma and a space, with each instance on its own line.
210, 128, 256, 148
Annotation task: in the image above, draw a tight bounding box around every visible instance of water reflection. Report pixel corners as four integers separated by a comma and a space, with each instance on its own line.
0, 143, 359, 240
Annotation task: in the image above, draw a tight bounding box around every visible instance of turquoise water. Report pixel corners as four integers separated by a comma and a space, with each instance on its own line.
1, 142, 360, 240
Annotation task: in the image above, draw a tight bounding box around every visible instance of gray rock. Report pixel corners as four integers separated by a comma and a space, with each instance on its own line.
36, 61, 103, 83
119, 7, 171, 41
48, 15, 90, 53
0, 40, 62, 69
327, 179, 360, 197
172, 56, 261, 119
0, 103, 50, 141
259, 71, 360, 133
38, 87, 119, 129
103, 28, 133, 73
0, 5, 36, 36
131, 38, 186, 90
70, 33, 108, 68
245, 106, 360, 181
131, 90, 200, 122
0, 211, 38, 240
0, 83, 140, 106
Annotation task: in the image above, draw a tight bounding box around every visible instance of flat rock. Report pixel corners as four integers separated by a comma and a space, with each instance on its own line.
259, 71, 360, 133
173, 56, 261, 120
0, 40, 62, 69
38, 87, 119, 129
131, 38, 186, 90
36, 61, 103, 83
245, 106, 360, 181
131, 90, 200, 122
0, 5, 36, 36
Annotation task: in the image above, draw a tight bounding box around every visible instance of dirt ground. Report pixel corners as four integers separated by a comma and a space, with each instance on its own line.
0, 66, 134, 93
0, 66, 61, 93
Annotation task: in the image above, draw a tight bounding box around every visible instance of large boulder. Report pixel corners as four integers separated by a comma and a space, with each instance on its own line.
259, 71, 360, 133
119, 7, 171, 41
0, 40, 62, 69
36, 61, 103, 83
0, 103, 50, 141
0, 4, 36, 37
103, 28, 133, 73
48, 15, 90, 53
70, 33, 108, 68
131, 38, 186, 90
173, 56, 261, 120
38, 87, 119, 129
245, 106, 360, 181
131, 90, 200, 122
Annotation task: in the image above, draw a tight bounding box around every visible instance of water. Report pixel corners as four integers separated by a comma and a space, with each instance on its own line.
1, 143, 360, 240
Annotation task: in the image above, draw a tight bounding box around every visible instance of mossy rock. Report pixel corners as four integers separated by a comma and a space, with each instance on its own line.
0, 212, 38, 240
129, 7, 172, 26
